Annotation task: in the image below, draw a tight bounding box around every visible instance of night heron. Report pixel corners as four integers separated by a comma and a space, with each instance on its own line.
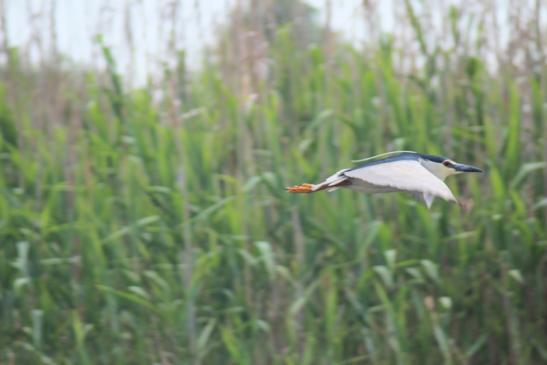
286, 151, 482, 208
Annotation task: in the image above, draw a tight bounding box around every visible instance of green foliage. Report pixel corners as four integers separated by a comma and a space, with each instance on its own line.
0, 4, 546, 365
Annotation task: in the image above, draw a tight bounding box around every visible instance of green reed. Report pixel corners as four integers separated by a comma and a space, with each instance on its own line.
0, 2, 545, 364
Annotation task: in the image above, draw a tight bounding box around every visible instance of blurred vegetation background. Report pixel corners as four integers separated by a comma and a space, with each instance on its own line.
0, 0, 546, 364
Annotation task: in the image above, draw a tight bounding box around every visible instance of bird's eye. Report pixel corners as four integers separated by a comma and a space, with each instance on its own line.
443, 160, 452, 167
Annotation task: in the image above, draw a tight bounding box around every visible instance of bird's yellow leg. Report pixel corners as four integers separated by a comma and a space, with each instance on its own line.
286, 183, 314, 193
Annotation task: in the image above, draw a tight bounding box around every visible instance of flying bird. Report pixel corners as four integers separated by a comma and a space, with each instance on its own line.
286, 151, 482, 208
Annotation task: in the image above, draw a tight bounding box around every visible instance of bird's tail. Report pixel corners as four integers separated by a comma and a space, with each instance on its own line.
286, 177, 350, 193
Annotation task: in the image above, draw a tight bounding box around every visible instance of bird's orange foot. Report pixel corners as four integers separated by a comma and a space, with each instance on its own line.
286, 183, 314, 193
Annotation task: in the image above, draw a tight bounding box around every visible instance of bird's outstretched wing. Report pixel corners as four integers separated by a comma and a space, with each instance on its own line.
343, 158, 456, 206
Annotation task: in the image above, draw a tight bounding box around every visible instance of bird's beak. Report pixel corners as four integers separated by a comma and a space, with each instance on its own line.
454, 163, 482, 173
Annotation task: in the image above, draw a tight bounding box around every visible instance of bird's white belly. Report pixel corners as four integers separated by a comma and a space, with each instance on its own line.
348, 178, 399, 193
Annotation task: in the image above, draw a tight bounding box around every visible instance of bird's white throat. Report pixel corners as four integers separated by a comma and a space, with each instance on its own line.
419, 158, 455, 180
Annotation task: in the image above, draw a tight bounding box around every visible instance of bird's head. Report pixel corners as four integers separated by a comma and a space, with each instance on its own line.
420, 154, 483, 180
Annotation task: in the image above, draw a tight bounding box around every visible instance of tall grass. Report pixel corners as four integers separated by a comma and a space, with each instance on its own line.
0, 1, 546, 364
